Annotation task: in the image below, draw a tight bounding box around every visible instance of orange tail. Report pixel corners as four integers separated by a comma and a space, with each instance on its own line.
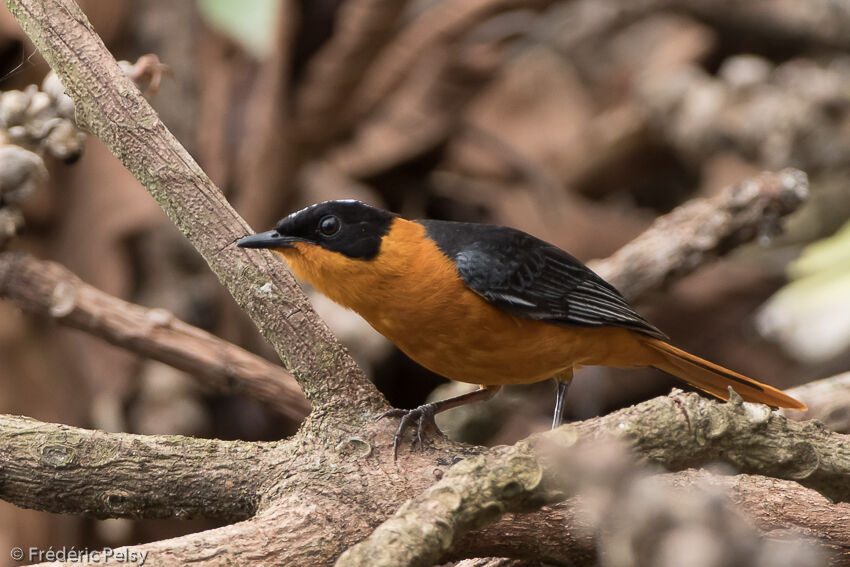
640, 337, 806, 410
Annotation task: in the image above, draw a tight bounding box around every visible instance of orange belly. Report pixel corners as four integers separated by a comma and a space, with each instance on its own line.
365, 297, 653, 386
275, 217, 654, 386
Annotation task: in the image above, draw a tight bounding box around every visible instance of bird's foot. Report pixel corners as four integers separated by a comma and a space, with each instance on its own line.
377, 403, 441, 460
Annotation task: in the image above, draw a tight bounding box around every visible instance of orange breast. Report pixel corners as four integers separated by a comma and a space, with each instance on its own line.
276, 219, 653, 386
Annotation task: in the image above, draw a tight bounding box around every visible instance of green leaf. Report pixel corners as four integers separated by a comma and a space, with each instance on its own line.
197, 0, 279, 58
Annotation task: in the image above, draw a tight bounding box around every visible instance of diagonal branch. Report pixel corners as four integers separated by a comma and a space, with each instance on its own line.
589, 168, 809, 302
3, 0, 386, 419
0, 414, 271, 520
0, 251, 310, 419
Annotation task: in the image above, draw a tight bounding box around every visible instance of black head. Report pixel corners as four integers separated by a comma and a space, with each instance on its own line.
237, 200, 397, 260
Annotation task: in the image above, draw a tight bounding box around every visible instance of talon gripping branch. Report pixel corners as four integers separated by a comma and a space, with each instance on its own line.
239, 200, 805, 456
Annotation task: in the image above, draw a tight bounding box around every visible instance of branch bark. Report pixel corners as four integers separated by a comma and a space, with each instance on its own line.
335, 434, 580, 567
337, 390, 850, 566
4, 0, 385, 418
0, 414, 269, 520
6, 396, 848, 566
589, 168, 809, 302
575, 389, 850, 502
0, 251, 310, 419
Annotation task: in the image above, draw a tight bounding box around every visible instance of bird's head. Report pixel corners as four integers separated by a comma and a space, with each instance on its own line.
237, 200, 397, 260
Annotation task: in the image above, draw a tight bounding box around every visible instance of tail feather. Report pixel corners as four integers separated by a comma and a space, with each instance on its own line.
641, 338, 807, 410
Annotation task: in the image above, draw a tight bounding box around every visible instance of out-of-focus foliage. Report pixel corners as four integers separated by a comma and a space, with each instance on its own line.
758, 221, 850, 363
197, 0, 278, 57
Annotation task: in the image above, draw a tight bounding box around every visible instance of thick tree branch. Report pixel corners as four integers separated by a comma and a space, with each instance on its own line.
335, 439, 567, 567
338, 390, 849, 566
6, 392, 848, 565
8, 404, 841, 567
4, 0, 386, 418
21, 467, 843, 567
589, 168, 809, 302
0, 414, 270, 520
573, 390, 850, 501
0, 251, 310, 419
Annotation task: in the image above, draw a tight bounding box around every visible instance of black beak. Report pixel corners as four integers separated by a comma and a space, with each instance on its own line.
237, 230, 301, 249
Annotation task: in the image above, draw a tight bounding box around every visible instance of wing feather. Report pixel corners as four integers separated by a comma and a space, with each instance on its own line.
419, 220, 667, 340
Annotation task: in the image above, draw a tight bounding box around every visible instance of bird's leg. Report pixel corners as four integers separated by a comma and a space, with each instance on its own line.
552, 368, 574, 429
378, 385, 500, 459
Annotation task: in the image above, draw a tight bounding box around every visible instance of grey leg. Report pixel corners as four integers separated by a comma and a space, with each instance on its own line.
552, 369, 574, 429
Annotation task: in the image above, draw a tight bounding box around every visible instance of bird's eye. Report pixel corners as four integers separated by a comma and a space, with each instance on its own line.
318, 215, 341, 237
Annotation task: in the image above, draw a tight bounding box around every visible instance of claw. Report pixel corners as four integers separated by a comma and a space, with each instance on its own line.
377, 404, 440, 459
376, 388, 497, 459
376, 408, 407, 421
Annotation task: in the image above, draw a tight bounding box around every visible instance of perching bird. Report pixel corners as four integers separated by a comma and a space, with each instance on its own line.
238, 200, 806, 455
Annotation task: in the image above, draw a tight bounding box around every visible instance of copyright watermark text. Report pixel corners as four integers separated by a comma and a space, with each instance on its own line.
10, 546, 148, 565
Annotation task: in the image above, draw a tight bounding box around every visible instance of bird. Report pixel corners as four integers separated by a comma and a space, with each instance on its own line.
237, 200, 806, 456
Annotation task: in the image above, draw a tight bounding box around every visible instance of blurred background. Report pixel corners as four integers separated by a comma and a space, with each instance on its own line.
1, 0, 849, 559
